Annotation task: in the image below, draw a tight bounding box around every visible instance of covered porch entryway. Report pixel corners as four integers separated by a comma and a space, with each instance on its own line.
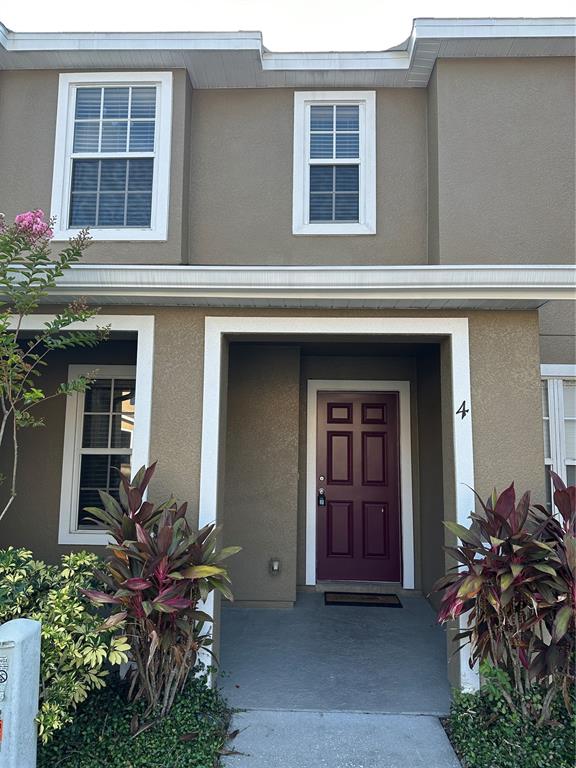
220, 591, 451, 714
198, 315, 479, 696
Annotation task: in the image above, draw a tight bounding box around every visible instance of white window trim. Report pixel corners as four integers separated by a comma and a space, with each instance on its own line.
7, 314, 153, 546
541, 364, 576, 488
59, 365, 136, 545
50, 71, 172, 242
292, 90, 376, 236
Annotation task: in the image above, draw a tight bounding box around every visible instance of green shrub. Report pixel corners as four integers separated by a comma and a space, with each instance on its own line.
83, 462, 240, 718
37, 672, 232, 768
435, 473, 575, 724
0, 547, 129, 742
446, 672, 576, 768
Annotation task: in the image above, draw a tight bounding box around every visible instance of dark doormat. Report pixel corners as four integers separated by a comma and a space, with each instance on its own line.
324, 592, 402, 608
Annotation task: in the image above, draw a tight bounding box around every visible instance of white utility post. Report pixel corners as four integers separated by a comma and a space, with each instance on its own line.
0, 619, 41, 768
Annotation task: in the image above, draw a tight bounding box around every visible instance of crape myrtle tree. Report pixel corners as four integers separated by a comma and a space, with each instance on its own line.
0, 209, 107, 523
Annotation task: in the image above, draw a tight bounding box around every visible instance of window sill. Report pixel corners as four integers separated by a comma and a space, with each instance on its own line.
52, 228, 168, 242
58, 530, 110, 546
292, 222, 376, 236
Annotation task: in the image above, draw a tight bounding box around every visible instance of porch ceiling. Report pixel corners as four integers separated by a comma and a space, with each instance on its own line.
43, 263, 576, 310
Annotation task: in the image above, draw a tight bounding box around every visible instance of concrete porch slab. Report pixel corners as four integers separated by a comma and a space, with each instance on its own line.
223, 710, 461, 768
219, 592, 451, 715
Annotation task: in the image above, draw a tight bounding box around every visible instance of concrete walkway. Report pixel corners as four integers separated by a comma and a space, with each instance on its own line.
220, 593, 461, 766
223, 710, 461, 768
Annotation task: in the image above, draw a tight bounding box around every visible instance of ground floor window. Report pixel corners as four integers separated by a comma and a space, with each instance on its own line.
541, 369, 575, 506
59, 364, 136, 543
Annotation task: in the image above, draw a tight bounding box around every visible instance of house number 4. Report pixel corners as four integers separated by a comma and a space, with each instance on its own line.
456, 401, 470, 420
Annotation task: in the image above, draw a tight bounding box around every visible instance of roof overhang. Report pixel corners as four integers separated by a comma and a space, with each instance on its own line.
43, 263, 576, 309
0, 18, 574, 88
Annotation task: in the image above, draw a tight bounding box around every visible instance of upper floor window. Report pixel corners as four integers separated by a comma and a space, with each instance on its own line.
51, 72, 172, 241
292, 91, 376, 236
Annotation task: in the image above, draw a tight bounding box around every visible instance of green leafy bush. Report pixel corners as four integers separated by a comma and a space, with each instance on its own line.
0, 547, 129, 742
446, 664, 575, 768
83, 462, 240, 718
37, 672, 233, 768
435, 472, 575, 723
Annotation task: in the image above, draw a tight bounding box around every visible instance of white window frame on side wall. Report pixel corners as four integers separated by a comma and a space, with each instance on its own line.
59, 365, 136, 545
7, 314, 154, 546
50, 71, 172, 242
292, 91, 376, 236
541, 364, 576, 495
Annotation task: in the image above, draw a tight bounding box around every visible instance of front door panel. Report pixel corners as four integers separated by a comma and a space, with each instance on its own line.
316, 392, 401, 582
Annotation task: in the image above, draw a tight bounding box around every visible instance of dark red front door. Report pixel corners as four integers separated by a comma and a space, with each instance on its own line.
316, 392, 401, 582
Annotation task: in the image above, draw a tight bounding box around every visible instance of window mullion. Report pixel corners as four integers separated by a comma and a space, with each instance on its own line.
70, 151, 154, 160
98, 87, 104, 152
107, 378, 114, 449
126, 87, 133, 154
331, 105, 336, 161
332, 165, 336, 221
549, 379, 564, 481
308, 158, 360, 166
124, 160, 130, 227
556, 379, 568, 483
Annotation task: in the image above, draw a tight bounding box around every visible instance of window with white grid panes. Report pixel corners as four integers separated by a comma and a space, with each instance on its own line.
309, 105, 360, 223
51, 73, 172, 240
541, 376, 576, 507
292, 91, 375, 235
76, 373, 136, 529
70, 86, 157, 229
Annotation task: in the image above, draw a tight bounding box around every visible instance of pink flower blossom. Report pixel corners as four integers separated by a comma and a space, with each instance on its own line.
14, 209, 53, 242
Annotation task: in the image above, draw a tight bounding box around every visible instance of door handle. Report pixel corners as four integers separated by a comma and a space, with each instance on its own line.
318, 488, 326, 507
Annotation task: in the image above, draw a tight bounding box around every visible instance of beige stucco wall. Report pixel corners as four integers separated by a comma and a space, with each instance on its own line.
539, 301, 576, 365
417, 347, 445, 601
468, 311, 546, 497
1, 308, 545, 607
429, 57, 575, 264
223, 345, 300, 606
0, 341, 137, 560
2, 60, 573, 267
427, 68, 440, 265
186, 87, 429, 265
0, 69, 190, 265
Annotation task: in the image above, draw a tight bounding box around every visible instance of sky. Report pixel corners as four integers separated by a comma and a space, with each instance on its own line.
1, 0, 574, 51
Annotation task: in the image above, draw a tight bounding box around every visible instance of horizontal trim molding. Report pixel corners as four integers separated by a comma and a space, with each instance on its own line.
44, 263, 576, 308
1, 18, 574, 89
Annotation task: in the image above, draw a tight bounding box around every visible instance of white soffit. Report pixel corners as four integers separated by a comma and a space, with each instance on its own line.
43, 263, 576, 308
0, 18, 574, 88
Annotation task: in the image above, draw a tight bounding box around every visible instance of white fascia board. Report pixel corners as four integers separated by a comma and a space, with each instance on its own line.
413, 17, 576, 38
0, 28, 264, 53
263, 50, 410, 72
45, 264, 576, 304
1, 19, 573, 82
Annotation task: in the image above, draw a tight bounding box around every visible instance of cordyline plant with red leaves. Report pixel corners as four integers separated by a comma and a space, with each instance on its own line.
82, 462, 240, 718
435, 471, 575, 725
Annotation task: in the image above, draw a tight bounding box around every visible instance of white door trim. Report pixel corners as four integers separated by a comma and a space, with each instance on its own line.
199, 315, 478, 691
306, 380, 414, 589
